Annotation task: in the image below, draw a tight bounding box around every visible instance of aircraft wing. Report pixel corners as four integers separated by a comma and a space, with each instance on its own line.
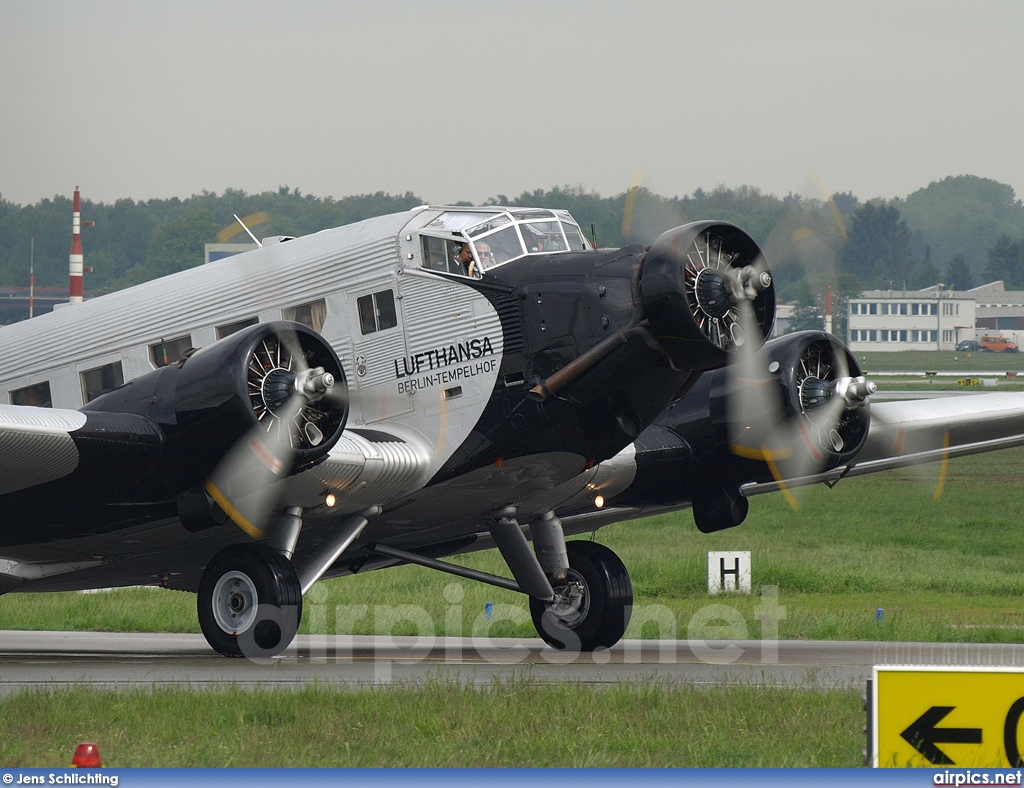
741, 392, 1024, 496
0, 403, 163, 497
0, 405, 91, 495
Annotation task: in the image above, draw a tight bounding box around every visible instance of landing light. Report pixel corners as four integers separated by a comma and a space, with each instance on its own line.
325, 493, 336, 507
594, 495, 605, 509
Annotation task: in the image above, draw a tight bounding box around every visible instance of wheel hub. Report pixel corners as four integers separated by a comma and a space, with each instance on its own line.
548, 571, 589, 627
211, 570, 258, 634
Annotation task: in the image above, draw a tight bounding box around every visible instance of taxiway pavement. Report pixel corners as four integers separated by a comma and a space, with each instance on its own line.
3, 631, 1024, 693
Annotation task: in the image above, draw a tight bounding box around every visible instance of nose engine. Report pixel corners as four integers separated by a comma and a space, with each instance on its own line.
641, 221, 776, 370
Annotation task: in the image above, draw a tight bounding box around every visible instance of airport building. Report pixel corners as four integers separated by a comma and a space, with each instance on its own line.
970, 281, 1024, 335
846, 281, 1024, 351
847, 287, 976, 351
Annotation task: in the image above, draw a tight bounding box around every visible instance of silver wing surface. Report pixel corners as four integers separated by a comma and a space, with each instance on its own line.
742, 392, 1024, 496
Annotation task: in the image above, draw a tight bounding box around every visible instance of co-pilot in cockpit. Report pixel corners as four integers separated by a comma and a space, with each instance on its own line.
417, 207, 590, 278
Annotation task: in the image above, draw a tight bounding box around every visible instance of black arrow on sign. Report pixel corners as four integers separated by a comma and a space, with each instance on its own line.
901, 706, 983, 764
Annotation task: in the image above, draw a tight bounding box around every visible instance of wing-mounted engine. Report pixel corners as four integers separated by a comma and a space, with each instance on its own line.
86, 322, 348, 495
168, 322, 348, 488
612, 331, 874, 532
642, 221, 776, 370
753, 331, 872, 469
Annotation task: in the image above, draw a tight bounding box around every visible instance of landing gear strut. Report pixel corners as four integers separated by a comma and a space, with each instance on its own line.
529, 541, 633, 651
197, 543, 302, 657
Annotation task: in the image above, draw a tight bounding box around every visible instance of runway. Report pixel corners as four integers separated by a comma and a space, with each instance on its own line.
4, 631, 1024, 693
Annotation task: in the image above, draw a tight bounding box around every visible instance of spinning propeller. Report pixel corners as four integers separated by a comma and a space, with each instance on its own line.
204, 326, 347, 538
726, 293, 874, 508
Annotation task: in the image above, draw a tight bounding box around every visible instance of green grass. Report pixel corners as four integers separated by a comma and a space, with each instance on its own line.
4, 447, 1024, 643
0, 683, 864, 767
878, 381, 1024, 391
858, 350, 1024, 372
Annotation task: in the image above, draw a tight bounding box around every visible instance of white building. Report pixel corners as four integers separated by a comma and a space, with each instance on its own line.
847, 288, 975, 351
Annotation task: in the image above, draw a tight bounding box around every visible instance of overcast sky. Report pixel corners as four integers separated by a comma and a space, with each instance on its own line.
2, 0, 1023, 208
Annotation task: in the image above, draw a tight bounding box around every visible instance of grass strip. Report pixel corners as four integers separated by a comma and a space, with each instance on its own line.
0, 682, 864, 768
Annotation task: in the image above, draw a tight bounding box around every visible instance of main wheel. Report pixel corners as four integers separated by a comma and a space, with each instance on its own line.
529, 540, 632, 651
197, 543, 302, 657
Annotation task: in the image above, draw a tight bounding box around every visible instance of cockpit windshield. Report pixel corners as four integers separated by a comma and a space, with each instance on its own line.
418, 207, 590, 276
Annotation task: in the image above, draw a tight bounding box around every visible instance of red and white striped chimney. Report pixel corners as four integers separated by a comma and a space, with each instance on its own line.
69, 186, 84, 304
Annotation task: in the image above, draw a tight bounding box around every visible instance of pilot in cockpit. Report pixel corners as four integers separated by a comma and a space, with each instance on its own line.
452, 242, 475, 276
476, 242, 493, 270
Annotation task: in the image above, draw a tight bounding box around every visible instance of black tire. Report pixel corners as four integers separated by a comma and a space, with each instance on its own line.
197, 543, 302, 658
529, 541, 632, 652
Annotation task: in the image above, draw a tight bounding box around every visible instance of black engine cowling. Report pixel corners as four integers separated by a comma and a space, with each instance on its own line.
85, 321, 348, 496
612, 331, 871, 532
642, 221, 776, 371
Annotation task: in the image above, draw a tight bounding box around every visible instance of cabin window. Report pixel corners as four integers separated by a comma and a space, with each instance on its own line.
149, 335, 193, 368
81, 362, 124, 403
216, 317, 258, 339
283, 299, 326, 332
10, 381, 52, 408
357, 290, 397, 335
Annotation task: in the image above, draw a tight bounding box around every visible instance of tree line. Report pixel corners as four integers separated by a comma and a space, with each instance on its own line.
2, 176, 1023, 331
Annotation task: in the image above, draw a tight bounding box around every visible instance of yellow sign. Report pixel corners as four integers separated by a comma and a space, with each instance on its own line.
873, 666, 1024, 768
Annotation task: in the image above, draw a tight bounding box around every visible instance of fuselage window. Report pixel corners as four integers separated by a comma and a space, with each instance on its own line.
216, 317, 258, 339
10, 381, 52, 408
81, 362, 124, 404
357, 290, 398, 335
149, 335, 193, 368
283, 299, 326, 332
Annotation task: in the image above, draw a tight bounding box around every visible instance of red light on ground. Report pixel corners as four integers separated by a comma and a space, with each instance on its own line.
70, 742, 103, 767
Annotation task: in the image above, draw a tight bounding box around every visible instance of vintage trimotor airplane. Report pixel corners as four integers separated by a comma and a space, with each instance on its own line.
2, 204, 1024, 657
